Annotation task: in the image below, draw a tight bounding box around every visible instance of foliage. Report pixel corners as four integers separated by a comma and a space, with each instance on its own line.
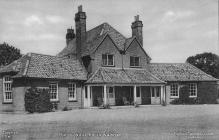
62, 106, 71, 111
0, 42, 22, 66
99, 103, 111, 109
170, 85, 200, 105
186, 52, 219, 78
134, 102, 140, 108
25, 87, 52, 113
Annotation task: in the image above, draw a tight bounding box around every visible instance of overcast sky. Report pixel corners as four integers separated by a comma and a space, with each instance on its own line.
0, 0, 218, 62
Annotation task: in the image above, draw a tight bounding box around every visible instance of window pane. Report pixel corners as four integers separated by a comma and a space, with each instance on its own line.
135, 57, 140, 66
136, 87, 140, 97
130, 56, 134, 66
108, 55, 113, 65
156, 87, 160, 97
102, 54, 107, 65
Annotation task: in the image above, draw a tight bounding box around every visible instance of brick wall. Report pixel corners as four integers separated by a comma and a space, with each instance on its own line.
165, 81, 218, 104
90, 36, 150, 73
0, 77, 84, 112
198, 81, 218, 104
124, 39, 149, 69
92, 36, 122, 72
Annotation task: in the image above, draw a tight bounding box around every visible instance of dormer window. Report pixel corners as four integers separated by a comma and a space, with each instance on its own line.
130, 56, 140, 67
102, 54, 114, 66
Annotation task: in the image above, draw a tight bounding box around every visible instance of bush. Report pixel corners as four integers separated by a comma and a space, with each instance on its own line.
25, 87, 52, 113
99, 103, 111, 109
62, 106, 69, 111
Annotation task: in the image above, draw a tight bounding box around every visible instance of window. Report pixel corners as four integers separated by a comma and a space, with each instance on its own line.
85, 86, 88, 98
151, 87, 155, 97
156, 87, 160, 97
68, 83, 76, 101
107, 86, 114, 98
189, 83, 197, 97
170, 83, 179, 98
136, 87, 141, 97
130, 56, 140, 67
49, 83, 58, 101
102, 54, 114, 66
3, 76, 13, 103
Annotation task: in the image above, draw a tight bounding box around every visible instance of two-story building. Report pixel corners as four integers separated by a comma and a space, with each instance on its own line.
0, 5, 218, 112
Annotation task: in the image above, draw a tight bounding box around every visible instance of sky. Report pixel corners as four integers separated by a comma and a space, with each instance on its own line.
0, 0, 218, 63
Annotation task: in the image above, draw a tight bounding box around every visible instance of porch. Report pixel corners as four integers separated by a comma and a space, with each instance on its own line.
83, 84, 166, 108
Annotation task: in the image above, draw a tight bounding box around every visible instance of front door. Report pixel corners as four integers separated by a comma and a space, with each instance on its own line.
151, 87, 161, 104
141, 86, 151, 104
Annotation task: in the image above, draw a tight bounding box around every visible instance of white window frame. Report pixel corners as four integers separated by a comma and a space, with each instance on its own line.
189, 83, 197, 98
107, 86, 114, 98
49, 82, 58, 102
102, 54, 114, 66
68, 83, 77, 101
3, 76, 13, 103
130, 56, 140, 67
170, 83, 179, 98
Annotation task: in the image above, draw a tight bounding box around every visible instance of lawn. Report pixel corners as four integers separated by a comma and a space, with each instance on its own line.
1, 105, 219, 140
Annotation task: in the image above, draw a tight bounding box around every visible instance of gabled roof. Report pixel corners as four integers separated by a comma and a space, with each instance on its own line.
58, 22, 151, 60
0, 53, 87, 80
86, 67, 165, 84
149, 63, 218, 82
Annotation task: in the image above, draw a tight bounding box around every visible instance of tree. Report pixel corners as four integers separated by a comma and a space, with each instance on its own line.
186, 52, 219, 79
0, 42, 22, 66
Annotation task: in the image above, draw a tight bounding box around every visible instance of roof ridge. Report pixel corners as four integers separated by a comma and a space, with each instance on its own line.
29, 52, 56, 57
185, 62, 219, 80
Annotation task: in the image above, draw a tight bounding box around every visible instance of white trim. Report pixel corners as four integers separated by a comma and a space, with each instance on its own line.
130, 56, 141, 67
3, 75, 13, 103
68, 82, 77, 101
189, 83, 197, 98
102, 54, 115, 66
170, 83, 179, 98
49, 82, 59, 102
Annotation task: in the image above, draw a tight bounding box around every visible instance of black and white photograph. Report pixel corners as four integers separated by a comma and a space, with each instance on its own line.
0, 0, 219, 139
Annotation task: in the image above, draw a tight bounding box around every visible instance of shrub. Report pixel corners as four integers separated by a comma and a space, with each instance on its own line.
25, 87, 52, 113
62, 106, 69, 111
134, 102, 140, 108
99, 103, 111, 109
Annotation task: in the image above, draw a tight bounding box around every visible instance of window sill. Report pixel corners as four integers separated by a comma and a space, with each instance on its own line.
189, 96, 197, 98
50, 100, 60, 103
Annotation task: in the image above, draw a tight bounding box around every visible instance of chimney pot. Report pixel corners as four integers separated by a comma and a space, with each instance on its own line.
135, 15, 139, 21
78, 5, 83, 12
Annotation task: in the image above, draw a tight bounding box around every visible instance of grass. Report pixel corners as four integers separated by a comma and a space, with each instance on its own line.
1, 105, 219, 140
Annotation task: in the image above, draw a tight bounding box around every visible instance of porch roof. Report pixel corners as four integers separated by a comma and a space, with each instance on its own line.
86, 67, 165, 84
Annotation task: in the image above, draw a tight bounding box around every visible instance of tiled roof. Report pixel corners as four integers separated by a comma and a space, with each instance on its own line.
0, 53, 87, 80
149, 63, 218, 81
58, 22, 150, 58
86, 67, 165, 84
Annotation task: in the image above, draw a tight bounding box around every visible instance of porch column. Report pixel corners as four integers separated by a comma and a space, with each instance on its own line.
134, 85, 137, 103
160, 85, 165, 105
104, 85, 107, 105
87, 85, 91, 107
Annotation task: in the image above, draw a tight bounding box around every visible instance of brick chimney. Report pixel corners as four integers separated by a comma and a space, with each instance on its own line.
131, 15, 143, 46
75, 5, 86, 59
66, 28, 75, 46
